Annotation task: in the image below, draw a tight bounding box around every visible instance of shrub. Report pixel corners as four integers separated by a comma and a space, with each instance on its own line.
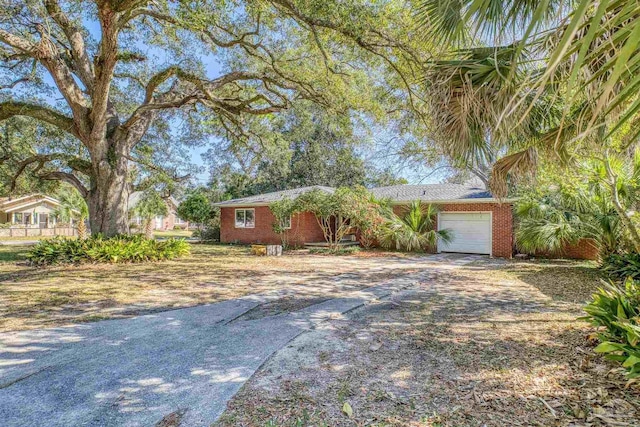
192, 225, 220, 241
27, 234, 190, 265
582, 278, 640, 379
601, 253, 640, 281
378, 200, 452, 252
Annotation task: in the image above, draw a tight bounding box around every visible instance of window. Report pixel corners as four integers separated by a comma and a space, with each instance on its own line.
13, 213, 22, 224
280, 215, 292, 229
33, 213, 39, 224
235, 209, 255, 228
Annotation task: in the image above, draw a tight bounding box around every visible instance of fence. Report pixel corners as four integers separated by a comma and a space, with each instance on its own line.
0, 227, 78, 238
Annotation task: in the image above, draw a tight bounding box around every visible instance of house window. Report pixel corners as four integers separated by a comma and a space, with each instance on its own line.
175, 217, 184, 224
13, 213, 22, 224
33, 213, 39, 224
280, 215, 292, 229
235, 209, 255, 228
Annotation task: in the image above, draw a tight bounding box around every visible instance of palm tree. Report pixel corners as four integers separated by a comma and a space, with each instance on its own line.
133, 192, 168, 239
416, 0, 640, 175
378, 200, 453, 252
416, 0, 640, 252
54, 189, 89, 239
515, 186, 622, 257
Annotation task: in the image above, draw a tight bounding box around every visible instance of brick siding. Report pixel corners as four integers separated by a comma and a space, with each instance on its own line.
220, 206, 325, 246
530, 238, 599, 261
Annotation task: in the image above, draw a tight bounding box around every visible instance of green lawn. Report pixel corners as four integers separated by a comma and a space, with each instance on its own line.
153, 229, 193, 239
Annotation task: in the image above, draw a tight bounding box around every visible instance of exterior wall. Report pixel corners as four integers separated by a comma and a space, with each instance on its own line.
1, 203, 59, 228
392, 202, 514, 258
220, 206, 325, 246
530, 238, 599, 261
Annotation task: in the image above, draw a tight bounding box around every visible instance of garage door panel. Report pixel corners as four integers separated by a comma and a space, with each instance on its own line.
438, 212, 491, 255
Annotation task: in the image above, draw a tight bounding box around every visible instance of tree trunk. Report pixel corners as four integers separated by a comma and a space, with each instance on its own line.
144, 218, 154, 240
86, 140, 131, 237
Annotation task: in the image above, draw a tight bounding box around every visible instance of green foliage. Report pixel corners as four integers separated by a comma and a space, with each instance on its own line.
602, 253, 640, 281
27, 235, 190, 266
191, 226, 220, 242
378, 201, 452, 252
177, 192, 215, 225
134, 192, 168, 220
295, 187, 380, 248
269, 197, 302, 248
583, 279, 640, 379
53, 188, 89, 222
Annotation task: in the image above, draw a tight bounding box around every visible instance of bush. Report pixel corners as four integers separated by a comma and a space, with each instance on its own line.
582, 278, 640, 379
192, 225, 220, 241
601, 252, 640, 280
27, 234, 190, 265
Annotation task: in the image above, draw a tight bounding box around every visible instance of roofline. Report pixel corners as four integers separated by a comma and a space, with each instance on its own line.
2, 196, 64, 213
213, 202, 272, 208
387, 198, 517, 205
214, 197, 517, 208
0, 193, 48, 207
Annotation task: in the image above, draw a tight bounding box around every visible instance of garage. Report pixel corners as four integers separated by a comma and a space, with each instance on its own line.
437, 212, 492, 255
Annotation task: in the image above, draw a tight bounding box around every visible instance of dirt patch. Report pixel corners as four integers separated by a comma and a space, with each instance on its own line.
215, 265, 640, 427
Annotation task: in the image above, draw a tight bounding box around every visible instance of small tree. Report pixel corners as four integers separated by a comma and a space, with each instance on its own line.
269, 197, 301, 249
296, 188, 362, 249
54, 189, 89, 239
339, 187, 386, 249
133, 192, 168, 239
177, 192, 215, 234
378, 201, 452, 252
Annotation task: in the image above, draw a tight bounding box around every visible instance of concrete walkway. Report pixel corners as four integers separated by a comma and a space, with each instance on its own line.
0, 282, 413, 427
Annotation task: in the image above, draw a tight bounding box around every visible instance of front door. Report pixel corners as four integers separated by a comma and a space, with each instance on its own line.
39, 214, 48, 229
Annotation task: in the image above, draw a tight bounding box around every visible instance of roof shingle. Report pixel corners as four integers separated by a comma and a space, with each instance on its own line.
370, 184, 492, 202
213, 185, 335, 207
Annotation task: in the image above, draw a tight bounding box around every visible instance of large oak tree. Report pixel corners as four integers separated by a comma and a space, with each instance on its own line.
0, 0, 427, 236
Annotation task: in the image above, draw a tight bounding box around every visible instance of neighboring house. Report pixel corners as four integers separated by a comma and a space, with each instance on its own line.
128, 192, 188, 231
0, 194, 67, 228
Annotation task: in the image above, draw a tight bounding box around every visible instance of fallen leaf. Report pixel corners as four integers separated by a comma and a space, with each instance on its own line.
342, 401, 354, 417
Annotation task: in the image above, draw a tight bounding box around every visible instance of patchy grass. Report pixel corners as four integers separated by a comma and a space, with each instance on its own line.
215, 260, 640, 427
0, 245, 30, 263
0, 244, 418, 332
153, 229, 193, 239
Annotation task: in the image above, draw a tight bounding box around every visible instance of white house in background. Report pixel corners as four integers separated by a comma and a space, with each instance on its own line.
128, 191, 188, 231
0, 194, 71, 228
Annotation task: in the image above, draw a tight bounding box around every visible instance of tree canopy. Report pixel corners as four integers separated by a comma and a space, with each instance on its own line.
0, 0, 431, 236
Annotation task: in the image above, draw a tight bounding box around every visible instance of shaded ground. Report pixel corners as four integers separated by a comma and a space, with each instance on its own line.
0, 244, 428, 332
215, 260, 640, 427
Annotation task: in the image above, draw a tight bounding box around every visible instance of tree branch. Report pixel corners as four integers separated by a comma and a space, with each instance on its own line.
9, 153, 89, 197
43, 0, 94, 88
0, 102, 78, 137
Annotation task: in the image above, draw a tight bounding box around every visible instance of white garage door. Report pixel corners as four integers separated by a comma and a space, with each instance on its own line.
438, 212, 492, 255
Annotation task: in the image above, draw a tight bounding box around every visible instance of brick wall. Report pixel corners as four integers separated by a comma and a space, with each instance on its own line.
529, 238, 599, 261
220, 206, 325, 246
392, 202, 514, 258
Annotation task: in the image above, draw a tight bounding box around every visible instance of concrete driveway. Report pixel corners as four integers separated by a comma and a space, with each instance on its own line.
0, 253, 484, 427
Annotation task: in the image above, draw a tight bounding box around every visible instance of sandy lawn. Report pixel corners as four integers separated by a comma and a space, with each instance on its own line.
215, 259, 640, 427
0, 244, 414, 332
